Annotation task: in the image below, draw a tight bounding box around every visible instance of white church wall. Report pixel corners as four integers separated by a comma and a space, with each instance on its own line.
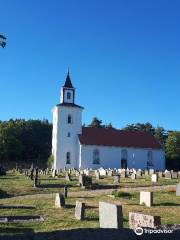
80, 144, 165, 170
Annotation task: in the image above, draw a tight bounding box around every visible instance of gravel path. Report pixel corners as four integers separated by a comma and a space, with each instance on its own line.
7, 184, 176, 200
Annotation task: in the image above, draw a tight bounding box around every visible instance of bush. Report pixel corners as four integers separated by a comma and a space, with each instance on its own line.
111, 190, 132, 198
47, 155, 54, 169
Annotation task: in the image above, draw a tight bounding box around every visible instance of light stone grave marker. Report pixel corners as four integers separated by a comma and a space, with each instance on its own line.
176, 183, 180, 196
165, 172, 172, 179
113, 175, 120, 184
151, 174, 158, 183
129, 212, 161, 230
99, 201, 123, 228
140, 191, 153, 207
131, 173, 136, 180
75, 201, 85, 220
55, 193, 65, 208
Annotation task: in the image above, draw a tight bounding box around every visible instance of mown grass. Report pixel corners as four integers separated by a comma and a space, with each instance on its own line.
0, 171, 179, 236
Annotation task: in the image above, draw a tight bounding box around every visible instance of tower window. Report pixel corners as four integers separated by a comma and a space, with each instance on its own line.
93, 149, 100, 164
67, 115, 72, 124
67, 92, 71, 100
67, 132, 71, 137
66, 152, 71, 164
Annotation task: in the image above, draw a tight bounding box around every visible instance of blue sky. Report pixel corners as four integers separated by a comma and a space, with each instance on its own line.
0, 0, 180, 130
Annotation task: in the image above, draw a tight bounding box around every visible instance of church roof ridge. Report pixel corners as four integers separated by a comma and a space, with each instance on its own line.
79, 127, 162, 149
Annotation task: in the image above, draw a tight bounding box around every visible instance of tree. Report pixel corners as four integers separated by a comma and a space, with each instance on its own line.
154, 126, 167, 146
88, 117, 103, 128
165, 131, 180, 159
0, 34, 6, 48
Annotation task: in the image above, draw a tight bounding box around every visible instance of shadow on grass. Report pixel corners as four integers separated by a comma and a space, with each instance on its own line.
39, 184, 73, 188
0, 189, 13, 199
0, 227, 34, 234
0, 205, 36, 209
154, 202, 180, 206
65, 204, 75, 209
91, 184, 120, 190
0, 228, 180, 240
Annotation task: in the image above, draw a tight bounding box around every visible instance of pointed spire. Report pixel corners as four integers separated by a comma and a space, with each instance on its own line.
63, 69, 74, 88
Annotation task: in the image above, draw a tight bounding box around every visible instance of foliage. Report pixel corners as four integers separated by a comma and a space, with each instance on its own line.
111, 190, 132, 198
0, 119, 52, 168
47, 155, 54, 169
165, 131, 180, 159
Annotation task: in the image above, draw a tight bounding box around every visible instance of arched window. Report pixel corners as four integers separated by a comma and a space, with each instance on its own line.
121, 149, 128, 169
147, 151, 153, 166
67, 132, 71, 137
93, 149, 100, 164
67, 92, 71, 100
67, 115, 72, 124
66, 152, 71, 164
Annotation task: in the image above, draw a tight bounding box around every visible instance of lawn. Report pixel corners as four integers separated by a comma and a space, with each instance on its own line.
0, 171, 179, 237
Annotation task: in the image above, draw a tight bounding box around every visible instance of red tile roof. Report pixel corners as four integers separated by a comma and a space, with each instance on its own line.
78, 127, 162, 149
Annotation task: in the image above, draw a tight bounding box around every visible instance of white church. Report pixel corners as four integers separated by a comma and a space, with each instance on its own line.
52, 72, 165, 170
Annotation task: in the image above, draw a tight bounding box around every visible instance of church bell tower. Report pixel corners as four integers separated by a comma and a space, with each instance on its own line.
52, 71, 84, 169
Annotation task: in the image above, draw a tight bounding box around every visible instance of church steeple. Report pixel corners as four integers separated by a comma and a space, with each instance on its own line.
63, 71, 74, 88
60, 71, 75, 104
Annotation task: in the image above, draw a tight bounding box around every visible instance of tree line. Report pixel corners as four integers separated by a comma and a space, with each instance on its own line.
0, 118, 179, 169
0, 119, 52, 168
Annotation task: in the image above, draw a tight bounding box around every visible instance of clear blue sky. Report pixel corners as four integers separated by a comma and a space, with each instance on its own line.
0, 0, 180, 130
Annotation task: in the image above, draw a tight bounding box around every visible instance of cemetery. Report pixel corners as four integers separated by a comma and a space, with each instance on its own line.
0, 167, 180, 239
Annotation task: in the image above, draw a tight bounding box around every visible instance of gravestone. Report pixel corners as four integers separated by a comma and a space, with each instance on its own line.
158, 171, 163, 178
113, 175, 120, 184
64, 186, 68, 198
99, 169, 107, 176
55, 193, 65, 208
140, 191, 153, 207
165, 172, 172, 179
108, 170, 113, 177
149, 169, 155, 175
172, 172, 178, 179
79, 175, 92, 187
176, 183, 180, 196
129, 212, 161, 230
30, 168, 34, 180
65, 173, 71, 181
95, 171, 100, 180
99, 202, 123, 228
151, 174, 158, 183
131, 173, 136, 180
120, 171, 126, 178
145, 170, 149, 176
136, 170, 142, 178
75, 201, 85, 220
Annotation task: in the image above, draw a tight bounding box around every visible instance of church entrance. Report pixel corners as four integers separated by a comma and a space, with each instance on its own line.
121, 159, 127, 169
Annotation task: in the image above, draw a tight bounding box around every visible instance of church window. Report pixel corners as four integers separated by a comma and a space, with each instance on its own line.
147, 151, 153, 167
121, 149, 128, 169
67, 114, 72, 124
67, 92, 71, 100
93, 149, 100, 164
66, 152, 71, 164
67, 132, 71, 137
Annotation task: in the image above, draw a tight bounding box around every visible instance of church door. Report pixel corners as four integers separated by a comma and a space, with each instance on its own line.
121, 159, 127, 169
